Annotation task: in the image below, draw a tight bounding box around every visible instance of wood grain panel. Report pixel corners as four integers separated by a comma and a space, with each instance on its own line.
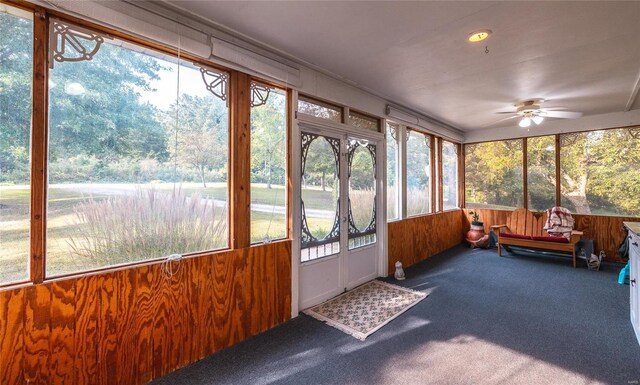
464, 209, 640, 263
116, 269, 137, 385
49, 280, 75, 385
151, 263, 171, 379
574, 214, 640, 263
99, 273, 118, 385
29, 6, 48, 284
74, 276, 100, 385
0, 242, 292, 385
275, 242, 292, 324
183, 257, 201, 367
134, 265, 154, 385
0, 288, 25, 385
230, 71, 252, 249
388, 210, 465, 272
197, 255, 217, 359
23, 284, 51, 385
168, 260, 186, 373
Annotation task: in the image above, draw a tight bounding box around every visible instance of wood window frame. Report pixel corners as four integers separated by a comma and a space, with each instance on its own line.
0, 0, 293, 288
247, 78, 291, 245
464, 124, 640, 217
462, 138, 526, 211
404, 127, 439, 217
439, 138, 461, 212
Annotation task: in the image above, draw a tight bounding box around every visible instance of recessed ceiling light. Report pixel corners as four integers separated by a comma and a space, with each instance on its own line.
468, 29, 492, 43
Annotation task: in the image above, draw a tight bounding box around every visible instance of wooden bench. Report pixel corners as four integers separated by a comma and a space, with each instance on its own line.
491, 208, 583, 268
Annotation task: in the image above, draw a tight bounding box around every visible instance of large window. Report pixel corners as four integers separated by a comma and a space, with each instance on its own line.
442, 140, 458, 210
250, 83, 287, 243
386, 122, 399, 220
527, 135, 556, 212
560, 128, 640, 216
46, 21, 229, 276
465, 140, 523, 209
0, 5, 33, 284
406, 129, 431, 216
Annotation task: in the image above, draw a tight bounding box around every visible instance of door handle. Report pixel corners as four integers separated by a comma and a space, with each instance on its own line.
632, 279, 637, 287
633, 242, 639, 247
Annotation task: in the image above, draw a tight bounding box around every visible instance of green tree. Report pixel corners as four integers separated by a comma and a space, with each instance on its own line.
0, 12, 32, 183
166, 94, 228, 187
464, 140, 523, 209
560, 129, 640, 215
304, 137, 337, 192
251, 90, 286, 189
527, 136, 556, 211
48, 41, 169, 173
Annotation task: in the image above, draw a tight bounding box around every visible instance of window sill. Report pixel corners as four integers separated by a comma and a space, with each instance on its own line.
43, 246, 233, 283
0, 280, 33, 293
250, 237, 291, 247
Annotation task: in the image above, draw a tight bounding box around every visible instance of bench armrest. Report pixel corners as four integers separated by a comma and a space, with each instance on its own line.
490, 224, 507, 230
570, 230, 583, 243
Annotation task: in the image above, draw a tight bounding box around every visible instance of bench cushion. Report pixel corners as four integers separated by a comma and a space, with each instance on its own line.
531, 235, 570, 243
500, 233, 532, 240
500, 233, 570, 244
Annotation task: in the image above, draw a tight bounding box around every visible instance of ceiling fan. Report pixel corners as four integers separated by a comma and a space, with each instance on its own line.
496, 99, 583, 128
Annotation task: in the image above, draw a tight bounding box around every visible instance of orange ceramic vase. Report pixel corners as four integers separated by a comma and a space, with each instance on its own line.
467, 222, 486, 244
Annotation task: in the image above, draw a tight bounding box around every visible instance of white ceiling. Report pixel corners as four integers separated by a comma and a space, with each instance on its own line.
165, 1, 640, 132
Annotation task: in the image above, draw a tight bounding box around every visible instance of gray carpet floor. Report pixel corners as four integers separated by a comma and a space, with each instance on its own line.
152, 245, 640, 385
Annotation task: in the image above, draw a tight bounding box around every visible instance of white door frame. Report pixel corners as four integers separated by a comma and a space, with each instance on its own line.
290, 90, 388, 316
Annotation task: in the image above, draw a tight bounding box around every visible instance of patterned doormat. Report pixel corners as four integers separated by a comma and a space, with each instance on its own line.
303, 280, 428, 341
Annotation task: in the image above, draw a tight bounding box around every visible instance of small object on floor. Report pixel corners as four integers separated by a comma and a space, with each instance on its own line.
467, 234, 489, 249
394, 261, 405, 280
303, 280, 427, 341
619, 262, 630, 284
587, 251, 603, 271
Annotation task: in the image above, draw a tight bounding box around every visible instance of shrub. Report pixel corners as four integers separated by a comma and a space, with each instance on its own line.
350, 189, 375, 230
67, 188, 227, 267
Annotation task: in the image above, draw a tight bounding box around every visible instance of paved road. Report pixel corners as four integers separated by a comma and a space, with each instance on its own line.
51, 183, 335, 218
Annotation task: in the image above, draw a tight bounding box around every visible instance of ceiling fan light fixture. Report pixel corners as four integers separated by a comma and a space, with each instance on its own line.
519, 117, 531, 128
532, 116, 544, 125
468, 29, 492, 43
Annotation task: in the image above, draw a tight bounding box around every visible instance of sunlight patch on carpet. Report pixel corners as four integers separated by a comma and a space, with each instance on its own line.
303, 280, 428, 341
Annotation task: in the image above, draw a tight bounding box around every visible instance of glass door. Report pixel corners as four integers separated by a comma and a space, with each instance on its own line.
298, 128, 380, 309
345, 137, 378, 289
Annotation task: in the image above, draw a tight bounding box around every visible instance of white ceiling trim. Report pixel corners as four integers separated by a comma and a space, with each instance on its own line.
386, 104, 464, 142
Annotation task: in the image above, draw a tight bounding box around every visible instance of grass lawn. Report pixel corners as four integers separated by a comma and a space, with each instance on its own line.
1, 182, 338, 282
169, 182, 334, 211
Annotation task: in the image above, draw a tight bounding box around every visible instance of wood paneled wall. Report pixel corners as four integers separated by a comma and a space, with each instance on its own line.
387, 210, 465, 273
463, 208, 640, 263
0, 241, 291, 385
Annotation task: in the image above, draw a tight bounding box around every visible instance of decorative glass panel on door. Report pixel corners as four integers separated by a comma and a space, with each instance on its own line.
300, 133, 341, 262
348, 139, 376, 249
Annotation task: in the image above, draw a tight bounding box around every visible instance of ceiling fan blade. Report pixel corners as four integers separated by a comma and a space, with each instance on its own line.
540, 107, 568, 111
496, 111, 517, 114
539, 110, 583, 119
480, 115, 519, 127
